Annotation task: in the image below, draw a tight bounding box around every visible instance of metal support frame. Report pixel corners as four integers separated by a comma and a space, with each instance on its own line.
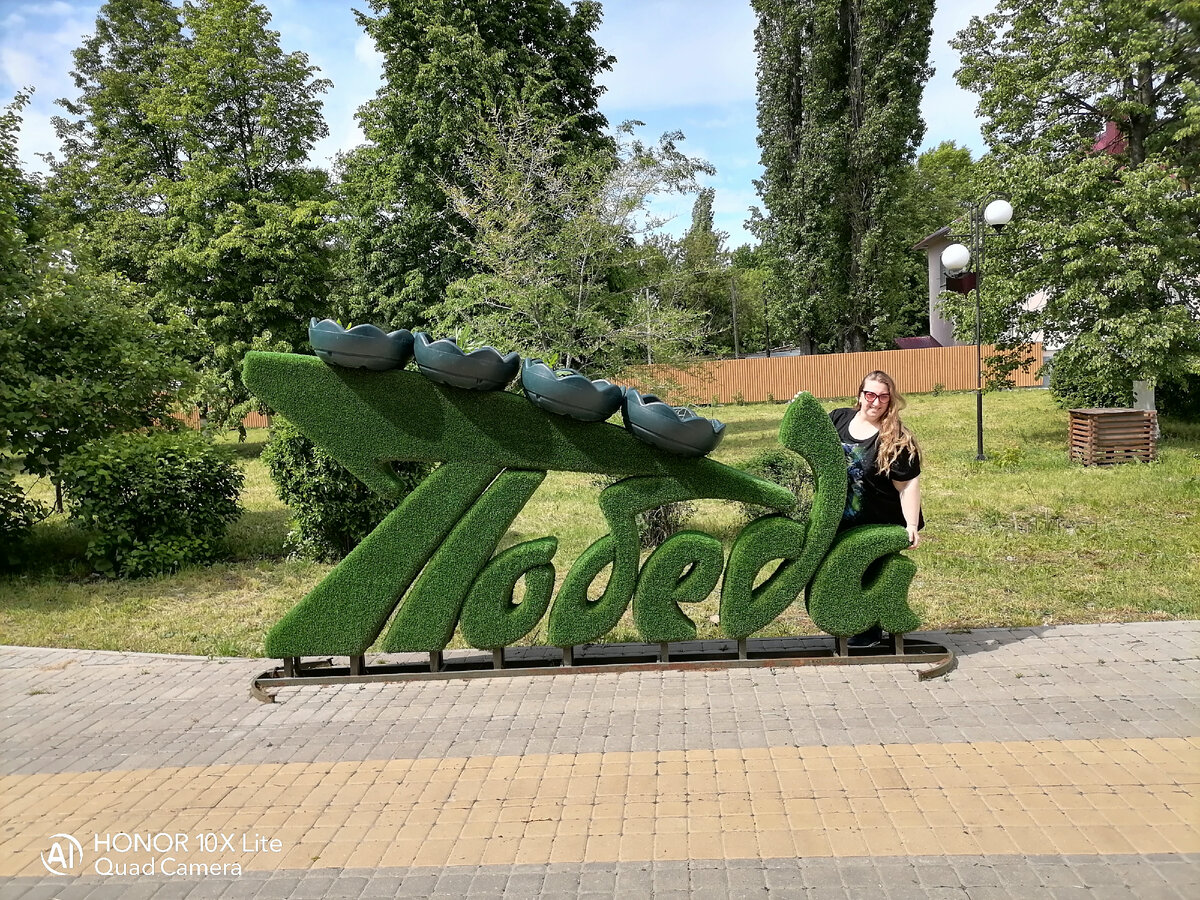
250, 635, 956, 702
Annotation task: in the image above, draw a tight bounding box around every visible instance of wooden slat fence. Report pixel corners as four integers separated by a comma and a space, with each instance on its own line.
621, 344, 1044, 405
171, 344, 1042, 427
175, 409, 271, 430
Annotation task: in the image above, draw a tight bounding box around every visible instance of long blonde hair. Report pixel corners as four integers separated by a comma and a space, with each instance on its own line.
855, 370, 920, 476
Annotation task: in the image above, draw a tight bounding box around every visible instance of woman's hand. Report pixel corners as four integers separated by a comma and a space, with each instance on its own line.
893, 475, 921, 548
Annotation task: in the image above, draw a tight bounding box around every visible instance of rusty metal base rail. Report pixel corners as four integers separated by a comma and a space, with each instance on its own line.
251, 635, 955, 702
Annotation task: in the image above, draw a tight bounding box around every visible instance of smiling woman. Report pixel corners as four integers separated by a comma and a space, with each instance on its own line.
824, 370, 925, 647
827, 371, 924, 543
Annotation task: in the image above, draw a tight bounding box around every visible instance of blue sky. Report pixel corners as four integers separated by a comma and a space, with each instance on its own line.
1, 0, 997, 248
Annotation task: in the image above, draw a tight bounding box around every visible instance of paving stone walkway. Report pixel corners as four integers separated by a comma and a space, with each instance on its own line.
1, 621, 1197, 898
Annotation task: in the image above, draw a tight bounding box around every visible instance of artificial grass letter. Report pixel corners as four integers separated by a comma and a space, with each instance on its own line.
633, 530, 724, 643
806, 525, 920, 637
719, 393, 847, 638
461, 536, 558, 649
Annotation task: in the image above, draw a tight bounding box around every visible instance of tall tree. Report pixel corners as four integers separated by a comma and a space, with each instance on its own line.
50, 0, 184, 282
50, 0, 336, 428
950, 0, 1200, 396
751, 0, 935, 352
336, 0, 614, 331
2, 95, 194, 512
149, 0, 335, 427
431, 113, 712, 374
729, 244, 771, 356
677, 188, 736, 353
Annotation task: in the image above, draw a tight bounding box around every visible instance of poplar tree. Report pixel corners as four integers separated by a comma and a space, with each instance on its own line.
751, 0, 935, 352
678, 188, 736, 354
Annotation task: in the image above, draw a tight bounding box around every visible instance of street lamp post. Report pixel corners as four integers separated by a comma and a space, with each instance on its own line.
940, 195, 1014, 462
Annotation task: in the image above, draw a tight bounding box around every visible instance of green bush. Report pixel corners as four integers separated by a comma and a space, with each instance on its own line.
1048, 336, 1134, 409
1, 477, 43, 568
60, 431, 243, 577
637, 501, 696, 549
736, 447, 813, 522
1157, 372, 1200, 422
262, 417, 428, 562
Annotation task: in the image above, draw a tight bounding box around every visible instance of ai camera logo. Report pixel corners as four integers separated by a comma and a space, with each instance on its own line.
41, 833, 83, 875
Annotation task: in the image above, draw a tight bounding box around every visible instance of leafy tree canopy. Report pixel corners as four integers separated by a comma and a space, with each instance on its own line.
1, 95, 195, 497
430, 111, 714, 375
49, 0, 336, 430
336, 0, 615, 331
949, 0, 1200, 392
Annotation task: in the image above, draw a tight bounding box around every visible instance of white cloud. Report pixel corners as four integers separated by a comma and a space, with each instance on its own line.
0, 45, 41, 87
354, 32, 382, 68
9, 1, 75, 16
596, 0, 756, 111
1, 0, 98, 170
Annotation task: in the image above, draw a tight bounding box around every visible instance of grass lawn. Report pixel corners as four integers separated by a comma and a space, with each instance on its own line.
2, 387, 1197, 657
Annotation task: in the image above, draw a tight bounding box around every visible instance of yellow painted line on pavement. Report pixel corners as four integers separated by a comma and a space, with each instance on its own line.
2, 736, 1197, 877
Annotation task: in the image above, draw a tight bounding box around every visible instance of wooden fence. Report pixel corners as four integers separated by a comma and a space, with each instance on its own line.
175, 408, 271, 430
621, 344, 1044, 405
173, 344, 1043, 428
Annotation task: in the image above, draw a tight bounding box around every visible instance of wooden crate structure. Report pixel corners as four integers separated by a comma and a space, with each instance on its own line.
1069, 408, 1157, 465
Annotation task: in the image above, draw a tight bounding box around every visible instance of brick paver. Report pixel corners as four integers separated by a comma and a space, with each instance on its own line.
1, 622, 1197, 897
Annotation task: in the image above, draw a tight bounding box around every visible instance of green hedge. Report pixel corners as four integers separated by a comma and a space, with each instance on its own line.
60, 430, 243, 577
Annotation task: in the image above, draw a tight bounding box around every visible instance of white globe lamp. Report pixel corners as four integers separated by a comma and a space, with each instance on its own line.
984, 199, 1013, 230
941, 243, 971, 274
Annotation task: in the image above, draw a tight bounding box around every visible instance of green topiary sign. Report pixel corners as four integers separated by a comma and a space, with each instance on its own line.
243, 352, 920, 658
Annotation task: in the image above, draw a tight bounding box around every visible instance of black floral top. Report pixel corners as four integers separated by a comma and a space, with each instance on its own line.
829, 407, 923, 530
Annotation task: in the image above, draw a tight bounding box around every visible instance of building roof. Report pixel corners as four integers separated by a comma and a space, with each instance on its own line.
1093, 121, 1128, 156
739, 345, 811, 359
894, 335, 944, 350
911, 226, 952, 251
